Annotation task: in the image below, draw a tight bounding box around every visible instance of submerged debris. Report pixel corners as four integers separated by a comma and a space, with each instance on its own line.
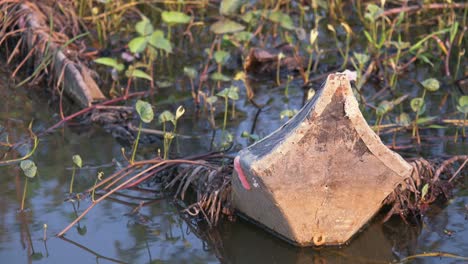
383, 155, 467, 223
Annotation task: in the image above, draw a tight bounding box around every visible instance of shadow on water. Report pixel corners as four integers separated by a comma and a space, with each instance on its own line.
0, 49, 467, 264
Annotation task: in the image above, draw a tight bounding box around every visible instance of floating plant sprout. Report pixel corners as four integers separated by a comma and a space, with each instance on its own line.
19, 159, 37, 211
69, 154, 82, 193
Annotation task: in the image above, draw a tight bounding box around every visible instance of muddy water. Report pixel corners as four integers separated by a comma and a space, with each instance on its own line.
0, 62, 467, 264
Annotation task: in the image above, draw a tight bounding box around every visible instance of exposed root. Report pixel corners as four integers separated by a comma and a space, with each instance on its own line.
383, 155, 467, 223
57, 152, 234, 236
167, 156, 234, 227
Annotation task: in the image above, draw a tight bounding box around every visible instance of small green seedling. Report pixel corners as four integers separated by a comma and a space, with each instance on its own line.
183, 67, 198, 101
305, 28, 319, 83
158, 106, 185, 159
276, 52, 285, 86
411, 78, 440, 143
455, 95, 468, 140
69, 154, 82, 194
19, 159, 37, 211
132, 100, 154, 163
217, 86, 239, 133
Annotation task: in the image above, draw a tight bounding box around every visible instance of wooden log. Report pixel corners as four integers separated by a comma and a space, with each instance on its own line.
232, 73, 413, 246
20, 3, 106, 107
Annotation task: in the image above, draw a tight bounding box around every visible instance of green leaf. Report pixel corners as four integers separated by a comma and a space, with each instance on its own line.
280, 109, 297, 120
130, 69, 153, 81
396, 113, 411, 127
135, 100, 154, 123
94, 57, 125, 71
161, 11, 191, 25
210, 72, 231, 82
410, 98, 424, 112
458, 95, 468, 107
183, 67, 197, 79
220, 0, 244, 16
135, 17, 154, 36
148, 30, 173, 53
456, 105, 468, 115
421, 78, 440, 92
416, 116, 437, 124
227, 86, 239, 100
353, 52, 370, 66
72, 155, 82, 168
214, 50, 230, 65
427, 125, 446, 129
210, 19, 245, 34
364, 4, 383, 23
159, 110, 174, 124
421, 183, 429, 200
128, 36, 148, 53
206, 96, 218, 104
264, 10, 294, 30
233, 31, 253, 42
376, 100, 393, 116
20, 160, 37, 178
417, 54, 434, 67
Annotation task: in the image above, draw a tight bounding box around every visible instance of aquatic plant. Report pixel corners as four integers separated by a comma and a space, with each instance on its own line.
158, 106, 185, 159
411, 78, 440, 143
132, 100, 154, 163
217, 86, 239, 132
161, 11, 191, 41
455, 96, 468, 140
19, 159, 37, 211
69, 154, 82, 194
276, 52, 284, 86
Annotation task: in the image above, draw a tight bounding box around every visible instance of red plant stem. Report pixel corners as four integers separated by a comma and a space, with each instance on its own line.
57, 159, 215, 236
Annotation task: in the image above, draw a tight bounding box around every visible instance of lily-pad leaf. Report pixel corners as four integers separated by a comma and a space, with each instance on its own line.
128, 36, 148, 53
459, 95, 468, 107
410, 97, 424, 112
218, 86, 239, 100
210, 19, 245, 34
130, 69, 153, 81
72, 155, 82, 168
148, 30, 173, 53
210, 72, 231, 82
94, 57, 125, 71
214, 50, 230, 65
264, 10, 294, 30
206, 96, 218, 104
159, 110, 174, 124
220, 0, 243, 16
20, 160, 37, 178
183, 67, 198, 79
396, 113, 411, 127
232, 31, 253, 42
135, 100, 154, 123
135, 17, 153, 36
161, 11, 191, 25
421, 78, 440, 92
